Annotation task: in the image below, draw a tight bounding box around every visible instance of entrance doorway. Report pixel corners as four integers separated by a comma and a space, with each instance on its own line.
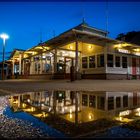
65, 57, 74, 78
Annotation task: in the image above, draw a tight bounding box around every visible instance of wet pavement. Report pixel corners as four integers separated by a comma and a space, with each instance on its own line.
0, 96, 65, 138
93, 125, 140, 138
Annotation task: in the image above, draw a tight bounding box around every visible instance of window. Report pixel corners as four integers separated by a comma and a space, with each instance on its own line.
108, 97, 114, 110
107, 54, 113, 67
35, 63, 37, 72
116, 97, 121, 108
122, 56, 127, 68
123, 95, 128, 107
82, 94, 88, 106
89, 95, 96, 108
97, 96, 105, 110
82, 57, 88, 68
115, 56, 120, 67
89, 56, 95, 68
97, 54, 104, 67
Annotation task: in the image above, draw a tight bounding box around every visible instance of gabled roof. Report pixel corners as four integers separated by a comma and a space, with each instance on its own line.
9, 48, 25, 59
41, 21, 111, 47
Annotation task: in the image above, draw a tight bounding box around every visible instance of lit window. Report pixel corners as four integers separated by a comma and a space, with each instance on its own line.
82, 94, 88, 106
97, 54, 104, 67
89, 56, 95, 68
108, 97, 114, 110
97, 96, 105, 110
89, 95, 96, 108
107, 54, 113, 67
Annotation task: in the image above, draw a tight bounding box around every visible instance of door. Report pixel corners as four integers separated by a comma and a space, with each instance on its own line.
64, 57, 73, 79
65, 57, 73, 74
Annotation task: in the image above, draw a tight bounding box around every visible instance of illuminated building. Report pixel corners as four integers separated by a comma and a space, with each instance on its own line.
7, 21, 140, 79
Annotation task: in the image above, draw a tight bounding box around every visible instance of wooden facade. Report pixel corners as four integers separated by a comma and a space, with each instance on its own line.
7, 22, 140, 80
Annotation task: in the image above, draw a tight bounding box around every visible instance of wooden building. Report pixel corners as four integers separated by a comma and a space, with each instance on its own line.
8, 22, 140, 80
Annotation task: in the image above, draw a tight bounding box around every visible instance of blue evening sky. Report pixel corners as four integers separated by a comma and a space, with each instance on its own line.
0, 2, 140, 60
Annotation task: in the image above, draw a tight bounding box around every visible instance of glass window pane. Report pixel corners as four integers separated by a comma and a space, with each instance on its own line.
82, 94, 88, 106
107, 54, 113, 67
108, 97, 114, 110
89, 56, 95, 68
116, 97, 121, 108
122, 56, 127, 68
115, 56, 120, 67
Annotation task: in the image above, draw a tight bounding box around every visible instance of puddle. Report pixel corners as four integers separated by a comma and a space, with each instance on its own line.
1, 90, 140, 138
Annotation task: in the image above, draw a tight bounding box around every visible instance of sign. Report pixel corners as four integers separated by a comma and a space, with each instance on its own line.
118, 49, 130, 54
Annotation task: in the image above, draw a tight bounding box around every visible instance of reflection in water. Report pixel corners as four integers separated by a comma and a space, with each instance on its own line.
9, 91, 140, 124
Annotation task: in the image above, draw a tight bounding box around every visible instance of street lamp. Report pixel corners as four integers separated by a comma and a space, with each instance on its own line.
0, 33, 9, 80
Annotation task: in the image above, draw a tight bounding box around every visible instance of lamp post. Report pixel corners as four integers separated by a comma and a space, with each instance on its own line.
0, 33, 9, 80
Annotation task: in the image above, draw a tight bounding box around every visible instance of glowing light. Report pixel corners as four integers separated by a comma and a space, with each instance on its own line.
88, 113, 93, 120
70, 114, 72, 119
22, 103, 26, 108
31, 107, 35, 112
69, 46, 73, 49
70, 108, 72, 113
88, 45, 92, 49
42, 55, 46, 59
0, 33, 9, 45
42, 112, 46, 117
119, 110, 131, 117
62, 108, 64, 113
27, 99, 30, 103
119, 116, 122, 121
118, 49, 130, 54
48, 107, 51, 112
134, 48, 140, 52
13, 100, 18, 104
134, 52, 140, 56
135, 108, 140, 112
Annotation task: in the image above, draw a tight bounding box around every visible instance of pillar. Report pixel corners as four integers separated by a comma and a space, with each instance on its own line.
30, 57, 33, 74
75, 41, 79, 80
22, 60, 24, 75
19, 53, 22, 75
104, 46, 108, 73
40, 54, 43, 74
75, 91, 79, 125
105, 92, 108, 111
54, 48, 57, 73
12, 59, 15, 76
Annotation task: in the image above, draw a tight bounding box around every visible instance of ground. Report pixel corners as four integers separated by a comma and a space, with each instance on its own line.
0, 79, 140, 138
0, 79, 140, 94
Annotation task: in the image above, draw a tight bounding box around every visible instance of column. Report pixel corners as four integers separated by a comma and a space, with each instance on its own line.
19, 53, 22, 75
18, 95, 20, 108
30, 57, 33, 74
40, 54, 43, 74
22, 60, 24, 75
54, 48, 57, 73
75, 41, 79, 80
53, 91, 57, 116
12, 59, 15, 76
104, 46, 108, 73
105, 92, 108, 111
75, 91, 79, 125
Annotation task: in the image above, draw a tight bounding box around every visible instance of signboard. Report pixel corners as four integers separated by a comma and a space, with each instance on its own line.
118, 49, 130, 54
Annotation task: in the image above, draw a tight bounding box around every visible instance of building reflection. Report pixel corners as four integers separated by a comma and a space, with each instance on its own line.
9, 91, 140, 124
